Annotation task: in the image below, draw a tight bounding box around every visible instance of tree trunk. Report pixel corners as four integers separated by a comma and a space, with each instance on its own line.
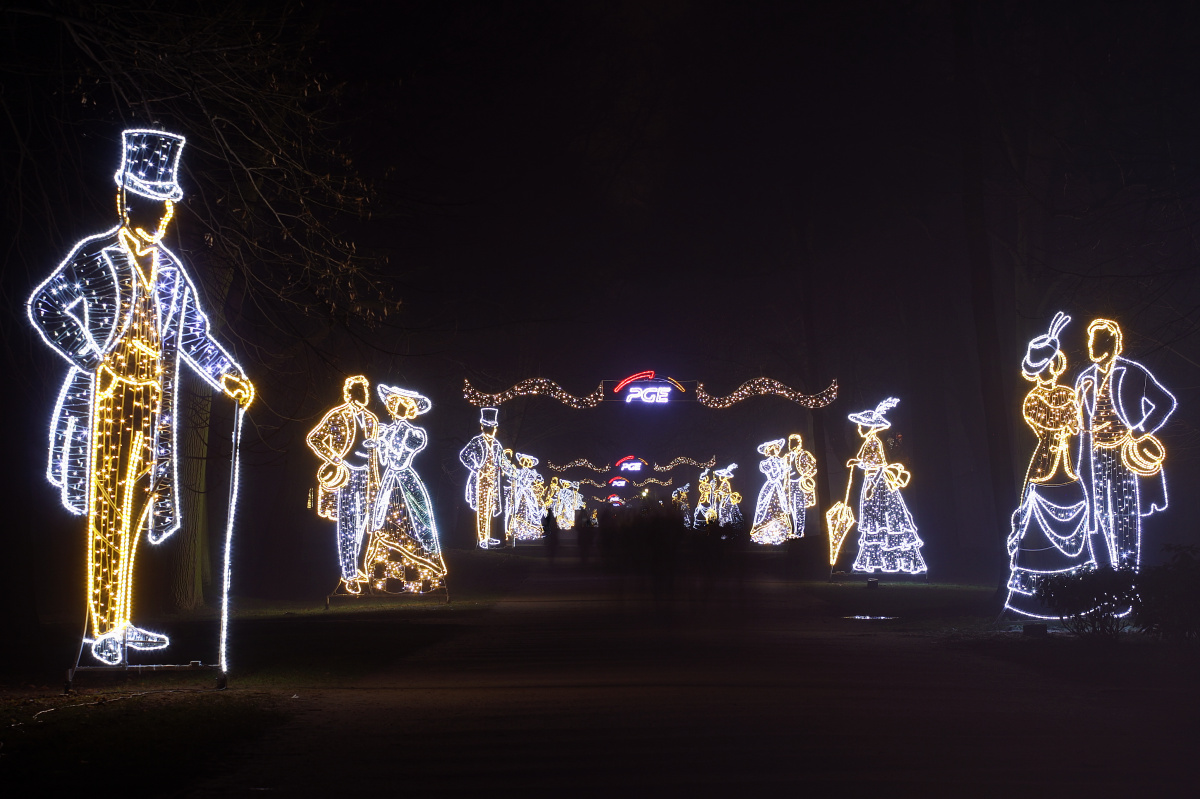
170, 377, 213, 611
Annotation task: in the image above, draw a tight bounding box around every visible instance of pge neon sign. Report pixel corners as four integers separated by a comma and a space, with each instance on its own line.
616, 456, 647, 473
625, 385, 672, 403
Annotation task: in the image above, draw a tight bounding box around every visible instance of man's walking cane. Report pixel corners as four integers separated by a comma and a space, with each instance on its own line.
217, 406, 246, 683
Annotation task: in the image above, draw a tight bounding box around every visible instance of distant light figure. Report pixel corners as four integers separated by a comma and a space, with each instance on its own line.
1075, 319, 1175, 573
307, 375, 380, 594
750, 439, 790, 545
28, 129, 254, 666
672, 483, 691, 528
1006, 313, 1089, 616
692, 469, 715, 527
785, 433, 818, 537
365, 384, 447, 593
509, 453, 547, 541
713, 464, 742, 529
459, 407, 510, 548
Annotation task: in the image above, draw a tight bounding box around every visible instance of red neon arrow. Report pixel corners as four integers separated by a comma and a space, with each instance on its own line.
614, 370, 655, 392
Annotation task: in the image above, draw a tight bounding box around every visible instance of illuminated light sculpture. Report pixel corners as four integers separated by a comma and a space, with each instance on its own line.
1075, 319, 1174, 614
750, 440, 791, 545
552, 480, 584, 530
785, 434, 818, 538
713, 464, 743, 528
827, 398, 926, 574
693, 469, 716, 527
459, 407, 513, 548
28, 129, 254, 668
509, 453, 547, 541
548, 459, 610, 473
654, 456, 716, 472
363, 384, 447, 594
307, 375, 381, 594
672, 483, 692, 528
1005, 314, 1090, 616
463, 377, 605, 409
616, 456, 648, 473
694, 377, 837, 409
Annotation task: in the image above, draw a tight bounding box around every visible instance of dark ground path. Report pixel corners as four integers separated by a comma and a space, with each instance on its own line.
181, 559, 1197, 797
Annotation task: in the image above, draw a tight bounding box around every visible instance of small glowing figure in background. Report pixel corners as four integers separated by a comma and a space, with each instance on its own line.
836, 398, 926, 574
308, 375, 380, 594
1075, 318, 1176, 574
28, 129, 254, 666
553, 480, 583, 530
365, 385, 447, 594
785, 433, 818, 537
750, 440, 790, 544
713, 464, 743, 528
509, 453, 547, 541
693, 469, 716, 527
672, 483, 691, 528
459, 407, 510, 548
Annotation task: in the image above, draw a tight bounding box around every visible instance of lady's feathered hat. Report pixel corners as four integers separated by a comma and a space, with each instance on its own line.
848, 397, 900, 430
1022, 312, 1071, 379
377, 384, 432, 415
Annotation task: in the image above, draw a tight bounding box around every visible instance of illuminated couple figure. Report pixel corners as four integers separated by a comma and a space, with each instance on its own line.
672, 483, 691, 528
713, 464, 743, 528
827, 398, 926, 574
750, 435, 818, 545
308, 376, 447, 594
1006, 315, 1176, 617
28, 130, 255, 665
551, 478, 584, 530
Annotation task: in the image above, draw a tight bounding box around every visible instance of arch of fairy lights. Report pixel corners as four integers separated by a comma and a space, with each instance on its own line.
463, 374, 837, 409
654, 456, 716, 471
548, 459, 610, 473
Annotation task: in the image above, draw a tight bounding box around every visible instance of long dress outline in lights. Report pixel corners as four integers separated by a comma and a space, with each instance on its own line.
828, 398, 926, 574
713, 464, 743, 529
27, 128, 254, 671
750, 440, 791, 545
509, 453, 547, 541
1005, 313, 1090, 617
366, 384, 448, 594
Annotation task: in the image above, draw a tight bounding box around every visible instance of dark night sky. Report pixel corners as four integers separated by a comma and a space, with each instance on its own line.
4, 1, 1199, 607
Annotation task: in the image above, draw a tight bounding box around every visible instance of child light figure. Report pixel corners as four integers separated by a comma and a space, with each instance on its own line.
750, 440, 790, 544
364, 384, 447, 594
837, 398, 926, 574
28, 129, 254, 666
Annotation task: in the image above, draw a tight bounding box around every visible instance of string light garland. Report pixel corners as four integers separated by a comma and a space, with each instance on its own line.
694, 378, 837, 409
547, 459, 610, 473
463, 378, 605, 409
28, 128, 254, 668
826, 398, 926, 574
653, 456, 716, 472
1006, 315, 1177, 617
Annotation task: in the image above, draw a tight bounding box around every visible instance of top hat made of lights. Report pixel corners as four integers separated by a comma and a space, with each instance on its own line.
115, 128, 186, 202
480, 407, 499, 427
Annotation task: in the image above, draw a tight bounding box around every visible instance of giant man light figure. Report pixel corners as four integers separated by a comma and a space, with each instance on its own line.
28, 129, 254, 666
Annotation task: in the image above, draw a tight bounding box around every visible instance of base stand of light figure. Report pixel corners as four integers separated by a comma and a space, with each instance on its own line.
1005, 315, 1175, 619
827, 398, 926, 575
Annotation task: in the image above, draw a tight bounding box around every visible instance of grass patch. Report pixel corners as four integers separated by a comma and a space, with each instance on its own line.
0, 688, 287, 795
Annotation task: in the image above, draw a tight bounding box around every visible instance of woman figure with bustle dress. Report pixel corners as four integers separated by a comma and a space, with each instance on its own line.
847, 398, 926, 574
750, 440, 791, 545
509, 453, 546, 541
1005, 313, 1090, 617
366, 384, 447, 593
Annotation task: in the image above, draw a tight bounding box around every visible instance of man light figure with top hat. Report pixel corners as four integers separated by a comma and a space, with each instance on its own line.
28, 129, 254, 665
459, 407, 510, 548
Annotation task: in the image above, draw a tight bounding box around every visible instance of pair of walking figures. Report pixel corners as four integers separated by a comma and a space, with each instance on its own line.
1006, 314, 1176, 618
308, 375, 448, 596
